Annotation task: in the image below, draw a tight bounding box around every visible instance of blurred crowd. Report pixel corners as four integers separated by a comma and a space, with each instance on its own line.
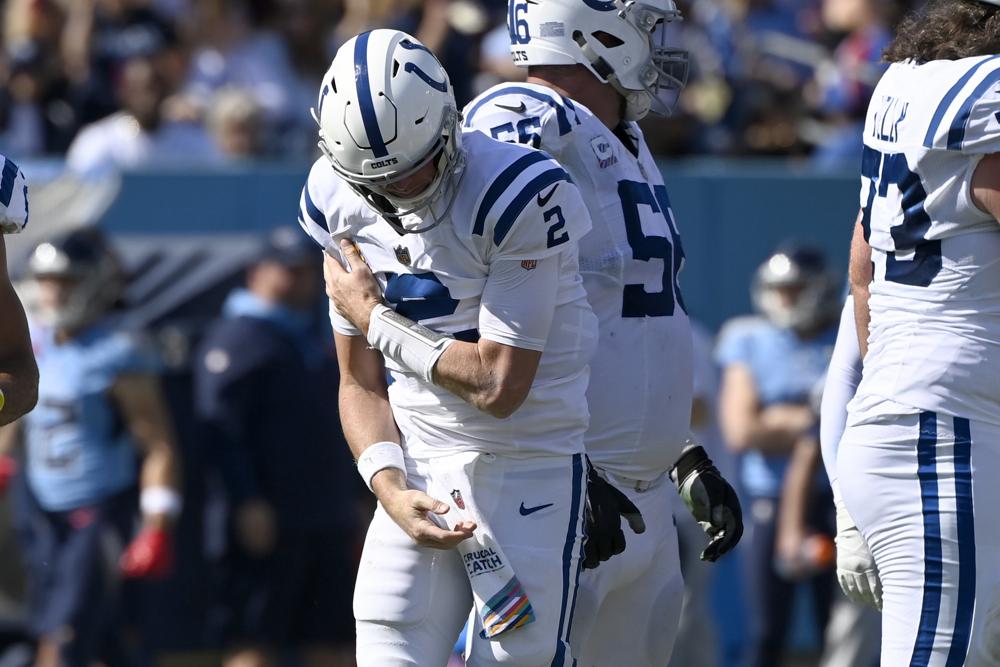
0, 0, 916, 170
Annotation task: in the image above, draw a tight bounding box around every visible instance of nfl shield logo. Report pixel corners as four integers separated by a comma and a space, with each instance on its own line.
450, 489, 466, 510
394, 246, 411, 265
521, 259, 537, 271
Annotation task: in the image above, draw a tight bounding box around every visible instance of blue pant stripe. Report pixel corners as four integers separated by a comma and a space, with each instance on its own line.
945, 417, 976, 667
910, 411, 942, 667
551, 453, 583, 667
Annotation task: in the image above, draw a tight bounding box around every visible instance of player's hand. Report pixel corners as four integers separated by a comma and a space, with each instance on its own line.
0, 454, 17, 496
235, 498, 277, 557
583, 460, 645, 569
323, 239, 384, 335
120, 526, 174, 579
378, 484, 477, 549
835, 497, 882, 610
670, 445, 744, 562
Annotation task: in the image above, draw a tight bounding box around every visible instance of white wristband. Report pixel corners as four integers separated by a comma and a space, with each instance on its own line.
366, 304, 455, 383
140, 486, 182, 518
357, 441, 406, 492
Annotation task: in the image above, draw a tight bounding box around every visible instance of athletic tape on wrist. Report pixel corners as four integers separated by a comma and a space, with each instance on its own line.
366, 304, 455, 383
357, 441, 406, 492
140, 487, 183, 518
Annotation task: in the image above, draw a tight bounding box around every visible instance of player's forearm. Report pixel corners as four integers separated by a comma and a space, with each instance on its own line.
777, 437, 821, 537
726, 405, 812, 455
0, 361, 38, 427
432, 341, 536, 419
139, 442, 180, 526
338, 381, 401, 461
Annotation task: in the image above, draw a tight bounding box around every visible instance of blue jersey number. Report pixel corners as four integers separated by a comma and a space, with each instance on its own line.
509, 2, 530, 44
861, 146, 940, 287
383, 272, 478, 342
490, 117, 541, 148
618, 180, 686, 318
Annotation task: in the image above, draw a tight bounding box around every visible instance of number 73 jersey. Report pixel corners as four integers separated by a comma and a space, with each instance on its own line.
850, 55, 1000, 427
464, 83, 693, 480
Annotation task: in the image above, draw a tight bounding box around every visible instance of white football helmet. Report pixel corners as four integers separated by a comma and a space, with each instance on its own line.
313, 29, 465, 233
0, 155, 29, 234
510, 0, 689, 120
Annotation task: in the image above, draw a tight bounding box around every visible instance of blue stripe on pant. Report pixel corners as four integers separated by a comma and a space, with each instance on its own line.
946, 417, 975, 667
551, 453, 584, 667
910, 412, 977, 667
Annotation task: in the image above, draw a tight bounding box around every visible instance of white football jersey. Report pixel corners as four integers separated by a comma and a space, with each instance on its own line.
849, 55, 1000, 427
464, 82, 692, 480
299, 130, 597, 459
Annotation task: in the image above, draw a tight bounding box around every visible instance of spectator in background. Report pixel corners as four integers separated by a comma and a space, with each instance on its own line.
4, 227, 180, 667
183, 0, 313, 154
194, 227, 357, 667
717, 245, 841, 667
808, 0, 892, 167
207, 87, 266, 160
66, 54, 218, 178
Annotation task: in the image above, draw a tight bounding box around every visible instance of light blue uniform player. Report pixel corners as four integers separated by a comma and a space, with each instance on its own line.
26, 322, 157, 510
12, 227, 180, 666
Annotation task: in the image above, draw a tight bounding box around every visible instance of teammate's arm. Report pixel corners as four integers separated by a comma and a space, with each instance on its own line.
972, 152, 1000, 221
0, 235, 39, 426
848, 210, 872, 358
326, 240, 550, 419
110, 372, 181, 578
335, 331, 476, 548
718, 363, 814, 455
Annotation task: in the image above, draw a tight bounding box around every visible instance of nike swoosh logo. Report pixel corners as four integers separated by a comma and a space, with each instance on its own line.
494, 101, 527, 113
519, 502, 554, 516
536, 184, 558, 207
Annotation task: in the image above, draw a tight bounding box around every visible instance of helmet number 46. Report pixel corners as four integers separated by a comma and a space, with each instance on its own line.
509, 2, 530, 45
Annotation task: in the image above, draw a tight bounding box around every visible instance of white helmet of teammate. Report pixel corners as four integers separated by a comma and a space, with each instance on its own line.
510, 0, 689, 120
313, 29, 465, 233
752, 245, 840, 333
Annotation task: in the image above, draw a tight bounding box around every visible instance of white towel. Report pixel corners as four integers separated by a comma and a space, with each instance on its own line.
426, 451, 536, 639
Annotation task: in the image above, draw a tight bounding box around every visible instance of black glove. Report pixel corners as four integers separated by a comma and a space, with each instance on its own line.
583, 459, 646, 569
670, 445, 744, 562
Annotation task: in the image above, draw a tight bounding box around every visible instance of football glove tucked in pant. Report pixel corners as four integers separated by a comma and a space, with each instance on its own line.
583, 458, 646, 569
670, 445, 744, 562
835, 496, 882, 610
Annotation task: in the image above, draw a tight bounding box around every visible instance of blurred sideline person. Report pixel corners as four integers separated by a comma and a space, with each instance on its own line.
0, 155, 37, 435
194, 227, 357, 667
717, 245, 840, 667
3, 227, 180, 667
783, 294, 879, 667
302, 30, 598, 667
841, 1, 1000, 662
463, 1, 743, 663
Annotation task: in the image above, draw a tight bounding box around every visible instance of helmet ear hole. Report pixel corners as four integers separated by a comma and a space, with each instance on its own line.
393, 60, 400, 77
591, 30, 624, 48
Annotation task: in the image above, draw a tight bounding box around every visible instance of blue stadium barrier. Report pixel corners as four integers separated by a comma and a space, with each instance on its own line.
98, 159, 860, 330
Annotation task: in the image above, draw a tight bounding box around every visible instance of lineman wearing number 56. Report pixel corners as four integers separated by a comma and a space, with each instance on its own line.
840, 1, 1000, 664
299, 30, 598, 666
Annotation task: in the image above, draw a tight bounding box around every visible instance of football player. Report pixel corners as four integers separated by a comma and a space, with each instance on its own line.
841, 1, 1000, 663
300, 30, 597, 666
10, 228, 181, 667
0, 155, 37, 430
463, 1, 742, 663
